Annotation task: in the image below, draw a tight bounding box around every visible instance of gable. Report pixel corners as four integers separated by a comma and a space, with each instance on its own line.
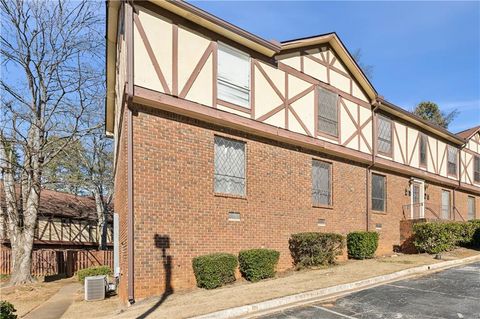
277, 34, 376, 104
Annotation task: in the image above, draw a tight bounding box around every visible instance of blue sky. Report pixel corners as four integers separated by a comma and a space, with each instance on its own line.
191, 1, 480, 133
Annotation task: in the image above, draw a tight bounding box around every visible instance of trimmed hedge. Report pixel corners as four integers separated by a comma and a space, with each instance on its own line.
192, 253, 238, 289
413, 221, 480, 254
77, 266, 111, 284
238, 249, 280, 282
0, 301, 17, 319
289, 232, 344, 268
347, 231, 379, 259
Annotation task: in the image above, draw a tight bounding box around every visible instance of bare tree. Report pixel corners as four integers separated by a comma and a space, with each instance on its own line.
352, 48, 374, 80
0, 0, 103, 285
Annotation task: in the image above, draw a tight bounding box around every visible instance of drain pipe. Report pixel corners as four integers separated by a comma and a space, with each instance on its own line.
366, 101, 381, 231
125, 0, 135, 305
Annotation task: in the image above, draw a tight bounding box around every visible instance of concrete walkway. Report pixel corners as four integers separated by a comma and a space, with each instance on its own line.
24, 282, 81, 319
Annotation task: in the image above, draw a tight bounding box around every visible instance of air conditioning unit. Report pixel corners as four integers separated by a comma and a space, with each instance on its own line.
84, 275, 107, 301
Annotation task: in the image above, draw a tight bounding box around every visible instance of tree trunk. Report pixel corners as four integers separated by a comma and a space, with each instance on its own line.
9, 232, 35, 285
94, 189, 107, 250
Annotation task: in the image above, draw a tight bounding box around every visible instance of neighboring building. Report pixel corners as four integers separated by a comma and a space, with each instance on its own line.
105, 1, 479, 303
0, 188, 113, 249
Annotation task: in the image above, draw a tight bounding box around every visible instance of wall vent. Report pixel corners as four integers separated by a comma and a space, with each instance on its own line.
375, 223, 382, 230
317, 219, 326, 227
228, 212, 241, 221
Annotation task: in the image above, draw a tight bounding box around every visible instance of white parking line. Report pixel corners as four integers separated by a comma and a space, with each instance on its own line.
386, 284, 480, 300
311, 305, 357, 319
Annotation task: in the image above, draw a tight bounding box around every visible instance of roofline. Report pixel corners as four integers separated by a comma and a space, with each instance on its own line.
151, 0, 281, 56
456, 126, 480, 140
375, 98, 466, 145
278, 32, 377, 102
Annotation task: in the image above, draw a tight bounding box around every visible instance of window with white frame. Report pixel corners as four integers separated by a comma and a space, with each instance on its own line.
474, 156, 480, 183
371, 173, 386, 212
317, 87, 339, 137
468, 196, 476, 220
214, 136, 246, 196
447, 146, 457, 176
312, 160, 332, 206
377, 116, 392, 155
217, 43, 250, 108
419, 134, 427, 167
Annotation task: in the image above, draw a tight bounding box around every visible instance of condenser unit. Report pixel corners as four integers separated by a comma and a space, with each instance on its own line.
84, 275, 107, 301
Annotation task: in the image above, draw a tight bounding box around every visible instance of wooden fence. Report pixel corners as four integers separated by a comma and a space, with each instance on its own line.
0, 248, 113, 277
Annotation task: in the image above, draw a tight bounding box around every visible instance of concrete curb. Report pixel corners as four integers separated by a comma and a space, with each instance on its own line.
192, 255, 480, 319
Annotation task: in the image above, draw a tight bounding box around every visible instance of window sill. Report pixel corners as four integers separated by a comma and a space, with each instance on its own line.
313, 204, 334, 210
214, 192, 247, 200
371, 210, 387, 215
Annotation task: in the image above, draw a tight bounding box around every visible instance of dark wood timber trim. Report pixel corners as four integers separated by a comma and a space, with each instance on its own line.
217, 99, 251, 114
285, 72, 289, 129
212, 41, 218, 107
254, 60, 285, 101
179, 42, 214, 99
278, 62, 371, 109
134, 14, 171, 95
172, 24, 179, 96
250, 58, 255, 119
393, 122, 406, 165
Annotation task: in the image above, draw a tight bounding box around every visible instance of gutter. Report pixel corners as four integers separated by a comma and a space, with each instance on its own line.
365, 103, 380, 231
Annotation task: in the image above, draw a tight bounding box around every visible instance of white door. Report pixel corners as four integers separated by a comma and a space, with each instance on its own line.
411, 179, 425, 219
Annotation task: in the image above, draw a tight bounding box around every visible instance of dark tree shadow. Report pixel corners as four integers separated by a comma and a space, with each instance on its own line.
136, 234, 173, 319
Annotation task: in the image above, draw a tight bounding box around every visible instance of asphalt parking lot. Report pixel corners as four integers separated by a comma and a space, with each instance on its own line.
261, 262, 480, 319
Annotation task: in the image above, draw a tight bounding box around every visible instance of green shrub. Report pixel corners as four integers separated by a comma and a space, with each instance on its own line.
0, 300, 17, 319
77, 266, 111, 284
413, 222, 472, 254
192, 253, 238, 289
238, 249, 280, 282
468, 220, 480, 248
289, 232, 344, 269
347, 231, 379, 259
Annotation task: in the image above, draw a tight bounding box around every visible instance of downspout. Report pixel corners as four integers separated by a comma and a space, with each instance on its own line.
366, 101, 380, 231
125, 0, 135, 304
453, 143, 467, 221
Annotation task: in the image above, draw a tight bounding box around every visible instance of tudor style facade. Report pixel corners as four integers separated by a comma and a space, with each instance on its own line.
106, 1, 480, 303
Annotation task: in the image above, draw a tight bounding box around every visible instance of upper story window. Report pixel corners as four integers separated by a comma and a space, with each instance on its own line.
474, 156, 480, 183
317, 87, 339, 137
312, 160, 332, 206
419, 134, 427, 167
214, 136, 246, 196
217, 43, 250, 108
371, 173, 386, 212
377, 115, 392, 156
447, 146, 457, 176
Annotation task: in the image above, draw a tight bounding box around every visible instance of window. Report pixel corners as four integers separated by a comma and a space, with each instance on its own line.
419, 134, 427, 167
441, 190, 451, 219
377, 116, 392, 155
371, 173, 386, 212
468, 196, 476, 220
217, 43, 250, 108
312, 160, 332, 206
474, 156, 480, 183
447, 146, 457, 176
317, 87, 339, 137
214, 136, 246, 196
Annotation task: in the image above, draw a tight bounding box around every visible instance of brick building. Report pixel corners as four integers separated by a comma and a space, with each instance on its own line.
105, 1, 480, 303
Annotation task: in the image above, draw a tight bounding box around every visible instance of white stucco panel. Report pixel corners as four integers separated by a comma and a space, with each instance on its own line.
330, 70, 350, 94
303, 57, 328, 83
289, 91, 315, 136
264, 108, 285, 128
178, 26, 210, 93
185, 55, 213, 107
254, 63, 283, 119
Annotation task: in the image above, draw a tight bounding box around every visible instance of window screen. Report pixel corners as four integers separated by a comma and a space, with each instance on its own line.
217, 43, 250, 108
474, 156, 480, 183
371, 174, 386, 212
447, 147, 457, 176
441, 190, 450, 219
312, 160, 332, 206
317, 87, 338, 137
377, 116, 392, 155
468, 196, 476, 220
419, 134, 427, 166
214, 136, 246, 196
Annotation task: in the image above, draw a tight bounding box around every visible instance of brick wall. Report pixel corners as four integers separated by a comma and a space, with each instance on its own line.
115, 103, 479, 302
